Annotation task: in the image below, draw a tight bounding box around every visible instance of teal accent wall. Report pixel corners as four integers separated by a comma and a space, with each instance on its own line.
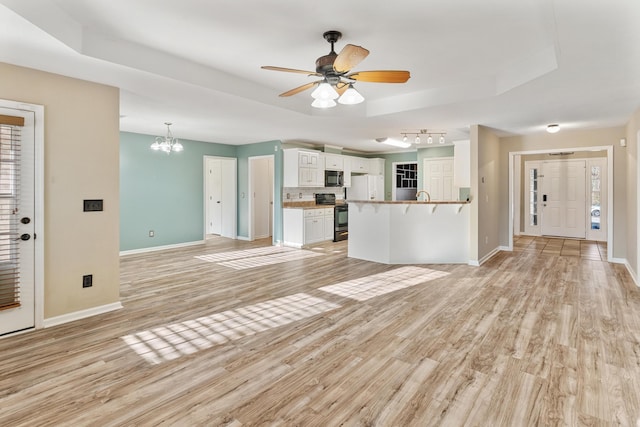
236, 141, 283, 241
120, 131, 236, 251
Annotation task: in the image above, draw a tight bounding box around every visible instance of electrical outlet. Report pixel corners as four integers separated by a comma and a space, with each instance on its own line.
82, 274, 93, 288
149, 230, 154, 237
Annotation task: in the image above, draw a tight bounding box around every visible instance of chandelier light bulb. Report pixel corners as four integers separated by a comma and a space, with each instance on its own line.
337, 84, 365, 105
439, 135, 445, 144
427, 135, 433, 144
402, 134, 408, 142
311, 98, 337, 108
311, 82, 339, 100
415, 135, 420, 144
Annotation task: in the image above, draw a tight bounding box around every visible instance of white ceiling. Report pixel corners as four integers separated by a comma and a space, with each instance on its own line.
1, 0, 639, 153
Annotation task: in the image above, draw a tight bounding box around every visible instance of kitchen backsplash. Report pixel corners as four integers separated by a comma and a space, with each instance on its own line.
284, 188, 346, 202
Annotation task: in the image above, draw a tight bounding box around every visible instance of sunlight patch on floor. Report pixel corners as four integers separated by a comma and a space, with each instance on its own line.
122, 293, 341, 365
319, 266, 450, 301
195, 246, 323, 270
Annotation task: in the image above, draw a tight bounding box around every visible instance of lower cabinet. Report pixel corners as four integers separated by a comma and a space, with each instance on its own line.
283, 207, 334, 247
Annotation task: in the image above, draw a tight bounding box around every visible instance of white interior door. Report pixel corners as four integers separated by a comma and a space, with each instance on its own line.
541, 160, 586, 238
205, 157, 236, 239
423, 157, 454, 201
250, 156, 273, 240
206, 158, 222, 235
0, 107, 35, 336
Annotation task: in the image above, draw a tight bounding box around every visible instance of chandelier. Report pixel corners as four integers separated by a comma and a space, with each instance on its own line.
150, 122, 184, 154
401, 129, 446, 145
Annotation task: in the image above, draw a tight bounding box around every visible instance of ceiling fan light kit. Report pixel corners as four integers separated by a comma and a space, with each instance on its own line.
262, 30, 410, 109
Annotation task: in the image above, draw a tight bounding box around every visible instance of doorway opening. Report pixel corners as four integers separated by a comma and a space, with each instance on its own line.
248, 155, 275, 243
509, 146, 613, 261
392, 162, 418, 201
204, 156, 237, 240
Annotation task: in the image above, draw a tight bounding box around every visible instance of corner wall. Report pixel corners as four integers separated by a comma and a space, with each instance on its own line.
0, 62, 120, 319
625, 110, 639, 282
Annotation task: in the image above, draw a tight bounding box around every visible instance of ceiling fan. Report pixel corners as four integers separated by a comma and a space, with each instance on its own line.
261, 30, 410, 106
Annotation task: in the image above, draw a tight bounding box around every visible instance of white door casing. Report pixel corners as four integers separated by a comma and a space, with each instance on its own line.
204, 156, 237, 239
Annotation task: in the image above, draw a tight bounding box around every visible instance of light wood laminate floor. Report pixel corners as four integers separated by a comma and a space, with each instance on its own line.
1, 236, 638, 426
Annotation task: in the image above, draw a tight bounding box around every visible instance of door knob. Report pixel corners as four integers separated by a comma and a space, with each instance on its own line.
20, 217, 31, 224
15, 233, 30, 241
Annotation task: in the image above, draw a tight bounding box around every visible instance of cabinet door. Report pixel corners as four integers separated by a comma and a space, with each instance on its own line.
369, 158, 385, 175
304, 216, 323, 244
324, 215, 334, 240
324, 154, 344, 171
351, 157, 369, 173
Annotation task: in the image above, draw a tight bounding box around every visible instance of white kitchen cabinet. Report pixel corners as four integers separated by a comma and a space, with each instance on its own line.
323, 153, 344, 171
350, 156, 369, 174
343, 157, 352, 187
283, 148, 323, 187
283, 207, 335, 247
323, 208, 335, 240
368, 158, 385, 175
453, 140, 470, 187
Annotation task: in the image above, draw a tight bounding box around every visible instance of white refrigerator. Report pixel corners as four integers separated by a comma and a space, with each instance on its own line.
349, 174, 385, 201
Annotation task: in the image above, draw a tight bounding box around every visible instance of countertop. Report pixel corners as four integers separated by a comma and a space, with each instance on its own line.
283, 201, 346, 209
347, 200, 471, 205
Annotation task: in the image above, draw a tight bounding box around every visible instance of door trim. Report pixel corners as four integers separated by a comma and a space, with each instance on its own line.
0, 99, 44, 332
508, 145, 613, 261
203, 156, 237, 240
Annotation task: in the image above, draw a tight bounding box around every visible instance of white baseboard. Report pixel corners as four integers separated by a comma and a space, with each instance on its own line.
43, 302, 123, 328
623, 259, 639, 287
120, 240, 204, 256
469, 246, 502, 267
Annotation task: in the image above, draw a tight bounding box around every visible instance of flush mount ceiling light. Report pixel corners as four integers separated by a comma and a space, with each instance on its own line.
375, 137, 411, 149
402, 129, 446, 145
546, 124, 560, 133
150, 122, 183, 154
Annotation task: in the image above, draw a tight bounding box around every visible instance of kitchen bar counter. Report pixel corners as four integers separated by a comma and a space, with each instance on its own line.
347, 200, 470, 264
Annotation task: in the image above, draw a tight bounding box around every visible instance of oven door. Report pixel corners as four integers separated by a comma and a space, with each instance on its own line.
334, 205, 348, 241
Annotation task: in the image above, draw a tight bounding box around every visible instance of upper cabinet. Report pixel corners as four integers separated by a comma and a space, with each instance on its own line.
323, 153, 344, 171
283, 148, 324, 187
369, 158, 385, 175
453, 140, 470, 187
349, 156, 369, 174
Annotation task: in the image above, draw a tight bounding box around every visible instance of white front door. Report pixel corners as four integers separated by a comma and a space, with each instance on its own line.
423, 157, 454, 201
541, 160, 587, 238
0, 107, 36, 336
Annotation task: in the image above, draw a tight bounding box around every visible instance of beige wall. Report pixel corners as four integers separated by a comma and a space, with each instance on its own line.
625, 109, 639, 280
470, 125, 502, 263
0, 62, 120, 318
500, 126, 628, 259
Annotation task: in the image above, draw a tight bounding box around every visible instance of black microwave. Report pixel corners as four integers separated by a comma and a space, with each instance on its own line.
324, 170, 344, 187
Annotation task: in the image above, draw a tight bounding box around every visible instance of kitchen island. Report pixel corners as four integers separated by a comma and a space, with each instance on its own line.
347, 200, 471, 264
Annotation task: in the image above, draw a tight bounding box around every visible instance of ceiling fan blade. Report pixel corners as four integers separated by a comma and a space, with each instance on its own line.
279, 81, 320, 97
261, 66, 320, 76
333, 44, 370, 73
347, 70, 411, 83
